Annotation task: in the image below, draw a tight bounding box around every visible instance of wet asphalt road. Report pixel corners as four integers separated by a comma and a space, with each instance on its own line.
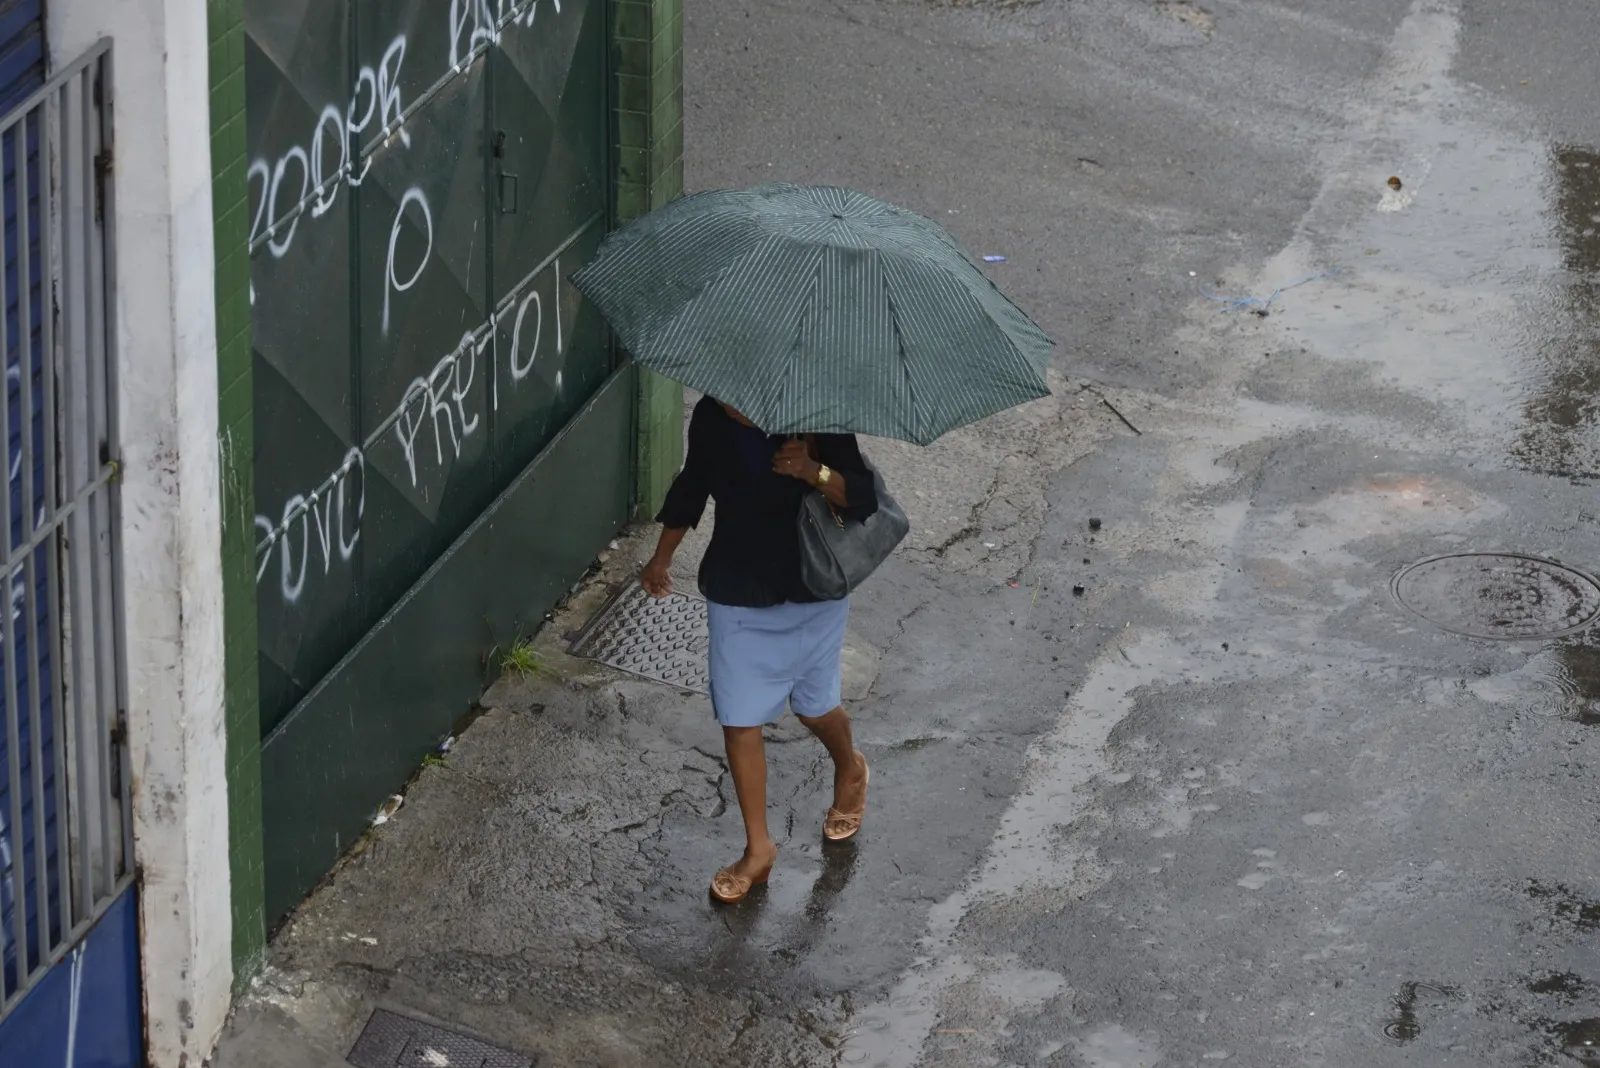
214, 3, 1600, 1066
677, 0, 1600, 1064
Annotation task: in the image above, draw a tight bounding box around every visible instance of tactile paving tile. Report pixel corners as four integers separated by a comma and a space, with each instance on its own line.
568, 580, 710, 693
346, 1008, 534, 1068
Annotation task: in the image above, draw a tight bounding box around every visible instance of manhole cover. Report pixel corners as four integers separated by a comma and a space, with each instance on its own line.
1391, 553, 1600, 640
347, 1008, 534, 1068
569, 580, 709, 692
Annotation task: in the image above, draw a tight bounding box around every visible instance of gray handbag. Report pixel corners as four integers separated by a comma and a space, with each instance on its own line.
797, 459, 910, 600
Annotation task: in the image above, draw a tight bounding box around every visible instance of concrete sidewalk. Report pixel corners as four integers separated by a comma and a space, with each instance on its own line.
211, 544, 854, 1067
211, 377, 1122, 1068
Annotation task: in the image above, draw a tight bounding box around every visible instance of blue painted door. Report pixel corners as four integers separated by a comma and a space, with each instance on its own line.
0, 9, 145, 1067
0, 0, 57, 1009
0, 888, 141, 1068
0, 0, 43, 114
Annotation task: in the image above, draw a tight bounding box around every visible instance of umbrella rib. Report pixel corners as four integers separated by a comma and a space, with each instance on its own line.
879, 262, 922, 445
773, 243, 830, 431
857, 214, 1054, 363
633, 233, 787, 370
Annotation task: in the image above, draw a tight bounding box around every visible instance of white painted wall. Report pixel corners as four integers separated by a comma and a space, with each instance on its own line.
47, 2, 234, 1065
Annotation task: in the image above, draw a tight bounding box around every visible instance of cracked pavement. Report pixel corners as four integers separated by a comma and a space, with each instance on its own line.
214, 0, 1600, 1065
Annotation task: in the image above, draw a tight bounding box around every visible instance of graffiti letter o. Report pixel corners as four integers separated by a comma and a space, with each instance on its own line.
383, 188, 433, 335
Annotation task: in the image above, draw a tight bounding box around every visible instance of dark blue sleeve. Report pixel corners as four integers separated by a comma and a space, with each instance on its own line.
655, 398, 718, 529
817, 434, 879, 521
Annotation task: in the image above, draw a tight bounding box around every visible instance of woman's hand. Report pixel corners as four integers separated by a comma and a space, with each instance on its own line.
641, 554, 674, 599
773, 439, 821, 483
775, 438, 851, 508
643, 527, 687, 598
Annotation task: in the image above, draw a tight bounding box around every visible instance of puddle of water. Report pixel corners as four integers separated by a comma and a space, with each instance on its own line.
1526, 879, 1600, 931
1417, 974, 1600, 1062
1553, 1018, 1600, 1063
1463, 639, 1600, 726
1250, 0, 1565, 464
1381, 982, 1461, 1045
1528, 971, 1588, 998
1523, 972, 1600, 1061
1372, 973, 1600, 1062
1552, 642, 1600, 725
1516, 1013, 1600, 1065
1511, 146, 1600, 481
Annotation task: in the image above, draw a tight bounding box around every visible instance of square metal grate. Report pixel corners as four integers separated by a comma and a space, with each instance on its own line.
569, 580, 710, 693
347, 1009, 534, 1068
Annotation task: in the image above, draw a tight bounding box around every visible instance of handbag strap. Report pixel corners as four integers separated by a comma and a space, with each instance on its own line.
800, 434, 845, 528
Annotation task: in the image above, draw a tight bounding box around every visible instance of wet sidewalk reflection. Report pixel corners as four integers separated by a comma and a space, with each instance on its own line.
1512, 147, 1600, 479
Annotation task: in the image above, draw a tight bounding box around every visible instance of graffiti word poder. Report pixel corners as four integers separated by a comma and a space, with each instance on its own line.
248, 36, 410, 263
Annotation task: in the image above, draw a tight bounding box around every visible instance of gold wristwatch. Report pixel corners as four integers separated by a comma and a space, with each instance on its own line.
815, 464, 834, 487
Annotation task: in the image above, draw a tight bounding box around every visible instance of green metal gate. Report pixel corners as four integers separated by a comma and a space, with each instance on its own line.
245, 0, 630, 924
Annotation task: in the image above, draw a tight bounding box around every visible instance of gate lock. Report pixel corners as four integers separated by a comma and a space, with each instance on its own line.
494, 131, 518, 215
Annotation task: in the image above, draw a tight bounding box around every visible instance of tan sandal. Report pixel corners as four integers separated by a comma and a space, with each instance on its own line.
710, 859, 773, 904
824, 753, 870, 842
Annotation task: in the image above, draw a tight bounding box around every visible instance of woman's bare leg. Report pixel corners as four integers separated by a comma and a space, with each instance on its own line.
796, 706, 868, 815
722, 725, 778, 877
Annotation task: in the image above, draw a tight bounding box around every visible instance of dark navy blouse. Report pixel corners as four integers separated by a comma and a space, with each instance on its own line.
656, 397, 879, 606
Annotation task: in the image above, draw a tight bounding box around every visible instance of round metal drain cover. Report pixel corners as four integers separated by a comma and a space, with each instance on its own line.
1392, 553, 1600, 640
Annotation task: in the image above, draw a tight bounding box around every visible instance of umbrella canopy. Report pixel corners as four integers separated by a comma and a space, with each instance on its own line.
571, 183, 1053, 445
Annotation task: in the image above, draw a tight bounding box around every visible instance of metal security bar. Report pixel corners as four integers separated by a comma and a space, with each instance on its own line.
0, 40, 126, 1019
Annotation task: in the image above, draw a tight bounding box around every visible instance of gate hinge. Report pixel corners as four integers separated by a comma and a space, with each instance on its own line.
93, 150, 111, 225
109, 709, 127, 799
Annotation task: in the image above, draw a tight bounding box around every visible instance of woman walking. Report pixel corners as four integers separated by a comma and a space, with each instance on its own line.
641, 395, 878, 904
573, 183, 1055, 899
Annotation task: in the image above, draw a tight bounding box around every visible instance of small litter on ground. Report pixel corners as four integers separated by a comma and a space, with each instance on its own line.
1199, 268, 1340, 315
982, 255, 1006, 263
373, 794, 404, 825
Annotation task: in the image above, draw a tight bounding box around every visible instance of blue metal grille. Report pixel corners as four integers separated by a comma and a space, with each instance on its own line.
0, 2, 43, 117
0, 40, 127, 1019
0, 0, 50, 1003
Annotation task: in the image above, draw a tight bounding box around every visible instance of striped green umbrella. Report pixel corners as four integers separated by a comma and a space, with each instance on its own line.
571, 183, 1053, 445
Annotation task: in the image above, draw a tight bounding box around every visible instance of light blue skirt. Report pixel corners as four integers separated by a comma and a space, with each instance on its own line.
706, 598, 850, 727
